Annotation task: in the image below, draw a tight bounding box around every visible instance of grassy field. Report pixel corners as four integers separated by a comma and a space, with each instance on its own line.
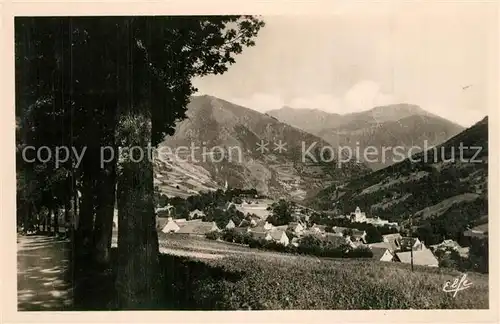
109, 233, 489, 310
156, 235, 488, 310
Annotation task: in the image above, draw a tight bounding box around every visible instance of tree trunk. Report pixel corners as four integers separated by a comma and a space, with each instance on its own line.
37, 211, 42, 233
64, 197, 71, 237
75, 171, 96, 260
24, 203, 31, 233
93, 160, 116, 266
73, 175, 79, 231
53, 206, 59, 236
48, 206, 54, 236
44, 209, 49, 234
92, 97, 118, 267
115, 111, 160, 309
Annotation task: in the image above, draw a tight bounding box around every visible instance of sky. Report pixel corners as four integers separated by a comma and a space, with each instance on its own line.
192, 2, 497, 127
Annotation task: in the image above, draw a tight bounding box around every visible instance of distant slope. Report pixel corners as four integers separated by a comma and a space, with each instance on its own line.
155, 95, 370, 200
266, 106, 343, 134
318, 114, 464, 170
268, 104, 432, 134
340, 103, 434, 128
269, 104, 464, 170
307, 116, 488, 232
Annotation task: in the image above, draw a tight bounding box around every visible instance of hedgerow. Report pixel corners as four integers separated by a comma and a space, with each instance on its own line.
210, 229, 373, 259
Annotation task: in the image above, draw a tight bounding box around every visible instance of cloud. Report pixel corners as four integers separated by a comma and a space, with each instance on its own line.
284, 80, 398, 114
344, 80, 397, 111
227, 80, 399, 114
192, 8, 494, 128
229, 93, 284, 113
288, 95, 342, 113
222, 80, 484, 127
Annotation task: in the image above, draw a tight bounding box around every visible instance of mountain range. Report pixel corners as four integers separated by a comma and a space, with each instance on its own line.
154, 95, 369, 200
154, 94, 485, 221
307, 116, 488, 236
268, 104, 464, 170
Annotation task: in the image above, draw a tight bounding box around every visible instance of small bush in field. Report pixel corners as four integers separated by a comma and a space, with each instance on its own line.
346, 246, 373, 258
205, 231, 220, 240
262, 240, 289, 253
241, 232, 252, 245
221, 229, 236, 242
285, 244, 298, 254
233, 231, 247, 244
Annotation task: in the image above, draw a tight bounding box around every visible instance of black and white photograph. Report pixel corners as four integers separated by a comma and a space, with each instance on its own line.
9, 1, 496, 316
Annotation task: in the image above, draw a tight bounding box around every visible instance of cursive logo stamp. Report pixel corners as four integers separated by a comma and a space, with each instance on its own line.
443, 273, 473, 297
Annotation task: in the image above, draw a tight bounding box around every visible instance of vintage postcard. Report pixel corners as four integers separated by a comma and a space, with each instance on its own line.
1, 0, 499, 323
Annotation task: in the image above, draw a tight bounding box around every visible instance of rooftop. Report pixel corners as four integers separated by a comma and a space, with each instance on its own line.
471, 223, 488, 233
252, 231, 270, 240
369, 241, 393, 251
371, 247, 391, 260
331, 226, 348, 234
383, 233, 403, 240
176, 221, 217, 235
324, 233, 349, 247
396, 249, 439, 267
269, 230, 286, 241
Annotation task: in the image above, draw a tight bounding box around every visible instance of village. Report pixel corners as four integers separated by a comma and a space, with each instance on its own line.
111, 189, 485, 269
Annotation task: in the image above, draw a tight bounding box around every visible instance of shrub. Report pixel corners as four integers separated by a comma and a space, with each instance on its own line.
220, 229, 374, 259
252, 239, 267, 248
346, 246, 373, 258
221, 229, 236, 242
263, 240, 289, 253
238, 232, 253, 245
285, 244, 298, 254
205, 231, 220, 240
233, 231, 246, 244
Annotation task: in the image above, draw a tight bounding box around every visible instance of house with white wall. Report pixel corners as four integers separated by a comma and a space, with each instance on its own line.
288, 222, 305, 234
270, 230, 289, 246
225, 219, 236, 230
161, 217, 181, 233
370, 247, 394, 262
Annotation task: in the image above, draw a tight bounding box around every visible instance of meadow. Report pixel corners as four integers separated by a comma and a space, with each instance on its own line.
108, 233, 488, 310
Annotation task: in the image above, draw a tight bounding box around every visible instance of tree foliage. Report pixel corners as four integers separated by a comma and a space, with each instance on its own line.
267, 199, 295, 226
15, 16, 265, 308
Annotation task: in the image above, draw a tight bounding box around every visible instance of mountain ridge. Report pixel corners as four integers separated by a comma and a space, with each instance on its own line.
154, 95, 370, 200
268, 103, 465, 170
307, 116, 488, 243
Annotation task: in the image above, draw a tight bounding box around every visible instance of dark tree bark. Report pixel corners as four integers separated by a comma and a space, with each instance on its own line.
75, 166, 96, 260
92, 97, 118, 266
53, 206, 59, 236
44, 209, 49, 234
73, 176, 79, 229
115, 111, 160, 309
93, 159, 117, 266
79, 181, 94, 239
48, 206, 54, 236
23, 204, 31, 233
64, 197, 71, 236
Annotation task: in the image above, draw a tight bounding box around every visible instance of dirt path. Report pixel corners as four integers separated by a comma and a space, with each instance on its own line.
17, 235, 73, 311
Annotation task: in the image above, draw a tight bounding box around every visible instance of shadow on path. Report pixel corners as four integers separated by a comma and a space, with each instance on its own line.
17, 235, 73, 311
